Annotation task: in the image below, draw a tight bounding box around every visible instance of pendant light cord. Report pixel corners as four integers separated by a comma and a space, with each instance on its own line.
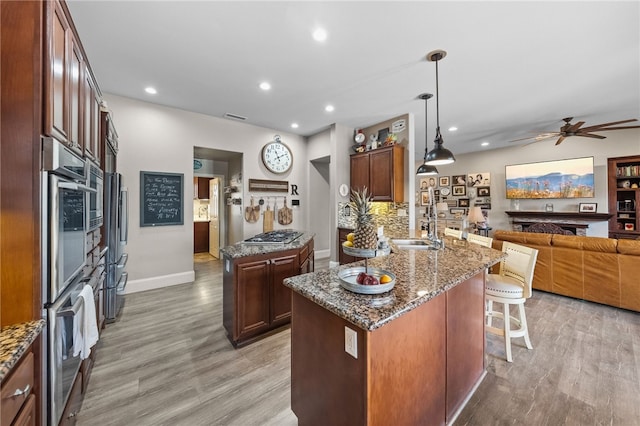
435, 57, 442, 141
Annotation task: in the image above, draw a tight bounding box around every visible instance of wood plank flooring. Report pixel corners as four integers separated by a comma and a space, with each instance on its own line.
77, 254, 640, 425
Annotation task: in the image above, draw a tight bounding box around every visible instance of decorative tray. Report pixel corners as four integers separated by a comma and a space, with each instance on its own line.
342, 245, 391, 258
337, 266, 396, 295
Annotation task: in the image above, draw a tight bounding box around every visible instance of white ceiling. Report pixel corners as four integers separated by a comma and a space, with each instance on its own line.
67, 1, 640, 158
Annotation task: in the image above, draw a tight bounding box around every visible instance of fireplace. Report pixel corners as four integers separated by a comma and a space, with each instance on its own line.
505, 211, 613, 237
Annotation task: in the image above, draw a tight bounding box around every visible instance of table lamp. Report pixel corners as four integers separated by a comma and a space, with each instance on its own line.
467, 206, 485, 232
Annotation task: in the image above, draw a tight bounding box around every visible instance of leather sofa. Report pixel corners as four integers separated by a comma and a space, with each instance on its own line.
492, 230, 640, 312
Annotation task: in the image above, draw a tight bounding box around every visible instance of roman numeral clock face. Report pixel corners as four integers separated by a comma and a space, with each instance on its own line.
261, 141, 293, 174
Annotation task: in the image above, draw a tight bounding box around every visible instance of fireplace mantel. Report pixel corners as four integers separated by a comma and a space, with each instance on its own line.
505, 211, 613, 221
504, 211, 613, 236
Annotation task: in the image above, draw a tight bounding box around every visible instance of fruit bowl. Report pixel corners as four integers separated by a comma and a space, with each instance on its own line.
337, 266, 396, 294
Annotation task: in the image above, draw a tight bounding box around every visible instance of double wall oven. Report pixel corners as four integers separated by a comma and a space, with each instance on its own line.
42, 137, 97, 425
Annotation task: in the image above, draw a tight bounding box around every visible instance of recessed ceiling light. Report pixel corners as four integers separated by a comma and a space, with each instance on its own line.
324, 104, 335, 112
291, 123, 299, 129
481, 141, 490, 146
313, 28, 328, 42
259, 82, 271, 91
448, 126, 458, 132
145, 87, 157, 95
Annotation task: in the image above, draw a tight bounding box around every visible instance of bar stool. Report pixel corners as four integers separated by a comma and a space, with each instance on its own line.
485, 241, 539, 362
466, 233, 493, 248
444, 227, 463, 239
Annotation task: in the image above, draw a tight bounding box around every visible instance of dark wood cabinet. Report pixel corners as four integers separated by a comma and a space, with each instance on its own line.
223, 239, 314, 346
194, 222, 209, 253
68, 36, 83, 152
608, 155, 640, 239
338, 227, 362, 265
350, 145, 404, 202
194, 177, 210, 199
82, 64, 100, 163
12, 393, 36, 426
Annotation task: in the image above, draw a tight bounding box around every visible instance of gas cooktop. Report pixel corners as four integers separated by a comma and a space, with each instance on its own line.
243, 230, 303, 245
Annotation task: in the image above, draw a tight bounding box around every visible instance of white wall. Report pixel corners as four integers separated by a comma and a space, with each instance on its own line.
307, 129, 331, 257
330, 123, 355, 262
415, 129, 640, 237
106, 94, 308, 292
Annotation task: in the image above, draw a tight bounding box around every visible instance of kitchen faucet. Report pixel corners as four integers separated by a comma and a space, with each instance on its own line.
424, 187, 445, 250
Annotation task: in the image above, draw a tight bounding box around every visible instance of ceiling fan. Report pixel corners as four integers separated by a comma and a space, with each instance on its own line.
510, 117, 640, 145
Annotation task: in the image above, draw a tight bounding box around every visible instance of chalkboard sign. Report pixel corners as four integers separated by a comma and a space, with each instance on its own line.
140, 171, 184, 226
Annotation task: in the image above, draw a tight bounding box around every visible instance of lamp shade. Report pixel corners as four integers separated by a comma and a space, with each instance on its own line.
467, 206, 484, 224
416, 163, 438, 176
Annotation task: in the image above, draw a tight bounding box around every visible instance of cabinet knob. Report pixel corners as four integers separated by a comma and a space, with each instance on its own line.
11, 384, 30, 398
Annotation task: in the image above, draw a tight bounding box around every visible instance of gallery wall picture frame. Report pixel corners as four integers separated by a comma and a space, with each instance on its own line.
419, 177, 438, 190
452, 175, 466, 186
477, 186, 491, 197
446, 199, 458, 208
458, 198, 470, 207
452, 185, 466, 196
420, 191, 431, 206
377, 128, 389, 145
450, 208, 466, 216
439, 176, 450, 187
579, 202, 597, 213
468, 172, 491, 187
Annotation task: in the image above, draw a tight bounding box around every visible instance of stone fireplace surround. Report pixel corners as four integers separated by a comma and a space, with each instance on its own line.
505, 211, 613, 236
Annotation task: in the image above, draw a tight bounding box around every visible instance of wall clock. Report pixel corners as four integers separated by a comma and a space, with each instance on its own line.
440, 187, 450, 196
261, 136, 293, 174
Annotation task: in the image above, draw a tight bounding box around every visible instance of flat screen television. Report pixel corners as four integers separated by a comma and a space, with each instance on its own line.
505, 157, 594, 199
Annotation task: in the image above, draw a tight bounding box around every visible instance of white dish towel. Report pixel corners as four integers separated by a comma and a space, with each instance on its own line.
73, 284, 99, 360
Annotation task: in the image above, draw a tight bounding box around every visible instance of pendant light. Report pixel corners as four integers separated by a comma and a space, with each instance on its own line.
425, 50, 456, 166
416, 93, 438, 176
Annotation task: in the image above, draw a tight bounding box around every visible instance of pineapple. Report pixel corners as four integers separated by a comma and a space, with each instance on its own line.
350, 187, 378, 249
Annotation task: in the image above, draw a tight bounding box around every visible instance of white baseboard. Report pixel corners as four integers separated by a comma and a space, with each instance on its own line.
125, 270, 195, 294
315, 249, 330, 259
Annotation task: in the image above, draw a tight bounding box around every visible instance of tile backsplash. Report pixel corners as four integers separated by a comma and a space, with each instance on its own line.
338, 202, 409, 234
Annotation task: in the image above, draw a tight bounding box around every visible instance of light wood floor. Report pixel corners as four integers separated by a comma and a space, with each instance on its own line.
77, 254, 640, 425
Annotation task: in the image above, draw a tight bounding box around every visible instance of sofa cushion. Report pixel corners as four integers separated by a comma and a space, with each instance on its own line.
617, 239, 640, 255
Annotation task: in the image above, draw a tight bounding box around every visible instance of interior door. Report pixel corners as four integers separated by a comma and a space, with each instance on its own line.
209, 178, 220, 258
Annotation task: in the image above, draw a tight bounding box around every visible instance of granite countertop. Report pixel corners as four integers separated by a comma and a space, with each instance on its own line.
0, 319, 45, 382
283, 236, 506, 332
220, 232, 314, 259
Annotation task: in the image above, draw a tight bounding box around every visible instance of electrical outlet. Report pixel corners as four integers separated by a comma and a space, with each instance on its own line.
345, 326, 357, 358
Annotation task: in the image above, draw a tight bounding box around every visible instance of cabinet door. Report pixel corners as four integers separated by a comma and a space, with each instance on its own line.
270, 254, 298, 325
12, 394, 36, 426
197, 177, 210, 199
45, 0, 71, 143
236, 260, 270, 340
68, 35, 82, 152
83, 64, 99, 161
369, 148, 394, 201
350, 154, 369, 194
338, 228, 360, 265
194, 222, 209, 253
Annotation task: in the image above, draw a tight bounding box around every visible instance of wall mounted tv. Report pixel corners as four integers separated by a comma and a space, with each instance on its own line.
505, 157, 594, 199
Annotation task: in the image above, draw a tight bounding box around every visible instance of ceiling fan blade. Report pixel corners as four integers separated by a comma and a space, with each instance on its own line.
575, 133, 606, 139
580, 125, 640, 132
555, 136, 566, 145
579, 119, 639, 131
508, 132, 556, 143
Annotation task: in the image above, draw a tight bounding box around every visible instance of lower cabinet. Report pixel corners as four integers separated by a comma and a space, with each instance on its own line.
223, 239, 314, 346
194, 222, 209, 253
1, 347, 36, 426
338, 227, 361, 265
12, 393, 36, 426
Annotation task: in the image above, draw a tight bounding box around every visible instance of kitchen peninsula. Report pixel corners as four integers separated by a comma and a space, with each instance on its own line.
220, 231, 314, 347
283, 238, 505, 426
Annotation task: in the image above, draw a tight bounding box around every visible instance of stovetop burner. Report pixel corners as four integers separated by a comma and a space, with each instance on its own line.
243, 230, 303, 245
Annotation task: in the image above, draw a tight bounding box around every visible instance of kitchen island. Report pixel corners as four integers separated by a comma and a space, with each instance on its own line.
283, 237, 506, 426
220, 231, 314, 347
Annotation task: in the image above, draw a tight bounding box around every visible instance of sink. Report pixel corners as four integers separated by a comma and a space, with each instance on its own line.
391, 239, 440, 250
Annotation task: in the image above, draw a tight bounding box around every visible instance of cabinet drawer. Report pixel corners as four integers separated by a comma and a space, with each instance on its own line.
1, 351, 34, 426
12, 393, 36, 426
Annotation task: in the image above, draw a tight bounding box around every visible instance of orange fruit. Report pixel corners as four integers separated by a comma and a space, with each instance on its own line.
380, 274, 392, 284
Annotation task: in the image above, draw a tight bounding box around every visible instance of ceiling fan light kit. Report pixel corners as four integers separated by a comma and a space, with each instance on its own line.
416, 93, 439, 176
425, 49, 456, 166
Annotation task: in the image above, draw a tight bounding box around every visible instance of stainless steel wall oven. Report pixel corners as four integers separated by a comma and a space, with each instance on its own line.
87, 160, 104, 231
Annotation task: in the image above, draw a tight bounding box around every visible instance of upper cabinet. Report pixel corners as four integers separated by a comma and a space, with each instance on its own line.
44, 0, 101, 158
608, 155, 640, 239
350, 145, 405, 202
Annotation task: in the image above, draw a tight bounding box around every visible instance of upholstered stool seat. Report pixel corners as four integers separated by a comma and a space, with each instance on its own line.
485, 241, 539, 362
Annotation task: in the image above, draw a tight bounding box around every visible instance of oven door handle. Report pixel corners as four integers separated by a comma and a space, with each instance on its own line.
59, 182, 97, 193
56, 277, 95, 317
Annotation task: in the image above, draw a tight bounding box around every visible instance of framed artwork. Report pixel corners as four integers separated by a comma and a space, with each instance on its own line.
477, 186, 491, 197
579, 202, 597, 213
468, 172, 491, 187
420, 191, 431, 206
439, 176, 450, 187
452, 185, 466, 196
377, 128, 389, 145
452, 175, 467, 186
458, 198, 470, 207
433, 189, 440, 196
419, 177, 438, 190
446, 199, 458, 208
450, 208, 466, 216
